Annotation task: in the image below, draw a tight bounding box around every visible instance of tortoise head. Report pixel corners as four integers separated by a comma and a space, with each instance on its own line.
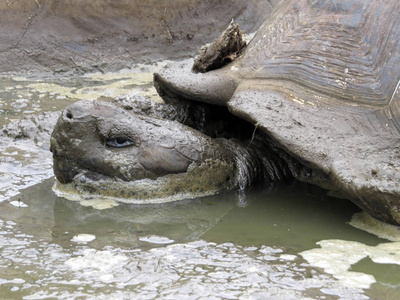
50, 100, 237, 201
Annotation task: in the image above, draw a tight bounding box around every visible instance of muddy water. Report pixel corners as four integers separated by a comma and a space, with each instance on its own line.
1, 68, 400, 299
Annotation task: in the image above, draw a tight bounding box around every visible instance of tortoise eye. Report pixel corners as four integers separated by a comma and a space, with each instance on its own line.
106, 137, 135, 148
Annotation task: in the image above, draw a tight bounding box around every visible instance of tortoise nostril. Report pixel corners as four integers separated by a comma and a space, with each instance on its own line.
66, 111, 73, 119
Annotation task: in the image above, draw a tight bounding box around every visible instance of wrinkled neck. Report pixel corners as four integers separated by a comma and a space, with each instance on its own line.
220, 134, 301, 189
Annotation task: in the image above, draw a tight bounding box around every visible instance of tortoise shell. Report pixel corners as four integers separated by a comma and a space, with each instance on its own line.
154, 0, 400, 224
237, 0, 400, 121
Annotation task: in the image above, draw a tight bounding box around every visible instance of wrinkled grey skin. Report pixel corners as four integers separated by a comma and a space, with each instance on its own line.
50, 99, 296, 200
51, 100, 229, 183
154, 0, 400, 224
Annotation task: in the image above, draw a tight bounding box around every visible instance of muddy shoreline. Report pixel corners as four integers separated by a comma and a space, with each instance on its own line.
0, 0, 278, 76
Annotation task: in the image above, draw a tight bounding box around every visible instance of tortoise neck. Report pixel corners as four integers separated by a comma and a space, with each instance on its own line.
221, 133, 301, 189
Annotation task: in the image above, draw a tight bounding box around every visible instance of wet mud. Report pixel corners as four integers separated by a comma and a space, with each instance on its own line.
0, 0, 278, 75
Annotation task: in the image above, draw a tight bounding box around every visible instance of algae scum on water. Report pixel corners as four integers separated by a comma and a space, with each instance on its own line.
1, 68, 400, 299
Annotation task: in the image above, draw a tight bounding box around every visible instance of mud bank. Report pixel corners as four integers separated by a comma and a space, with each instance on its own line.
0, 0, 278, 75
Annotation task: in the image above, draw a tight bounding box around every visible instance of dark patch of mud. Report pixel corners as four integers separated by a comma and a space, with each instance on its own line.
0, 0, 279, 76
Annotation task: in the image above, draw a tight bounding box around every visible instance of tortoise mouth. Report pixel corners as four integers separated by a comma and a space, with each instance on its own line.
52, 154, 87, 184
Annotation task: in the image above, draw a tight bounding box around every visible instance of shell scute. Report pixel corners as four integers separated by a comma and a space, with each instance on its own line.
238, 0, 400, 115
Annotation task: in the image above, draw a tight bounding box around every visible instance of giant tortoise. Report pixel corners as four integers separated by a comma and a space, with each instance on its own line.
51, 0, 400, 224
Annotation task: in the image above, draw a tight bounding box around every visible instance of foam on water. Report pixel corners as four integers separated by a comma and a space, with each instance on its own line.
59, 241, 367, 299
139, 235, 175, 245
71, 234, 96, 243
300, 211, 400, 290
350, 211, 400, 242
9, 200, 28, 207
25, 71, 162, 104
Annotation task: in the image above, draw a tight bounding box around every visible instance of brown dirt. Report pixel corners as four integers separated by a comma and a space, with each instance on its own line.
0, 0, 277, 76
192, 22, 247, 73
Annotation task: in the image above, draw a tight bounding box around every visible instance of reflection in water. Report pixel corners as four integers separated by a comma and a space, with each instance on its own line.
0, 180, 366, 299
51, 183, 237, 249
